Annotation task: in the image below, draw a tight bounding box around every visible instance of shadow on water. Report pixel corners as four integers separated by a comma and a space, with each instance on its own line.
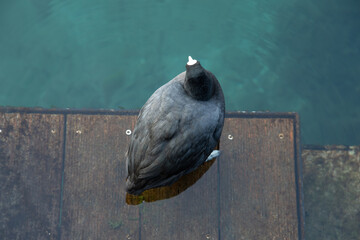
125, 158, 216, 205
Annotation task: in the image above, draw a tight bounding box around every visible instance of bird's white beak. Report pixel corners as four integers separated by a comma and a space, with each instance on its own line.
187, 56, 197, 66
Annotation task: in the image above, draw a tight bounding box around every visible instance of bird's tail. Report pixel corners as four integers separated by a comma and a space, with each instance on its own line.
126, 178, 144, 196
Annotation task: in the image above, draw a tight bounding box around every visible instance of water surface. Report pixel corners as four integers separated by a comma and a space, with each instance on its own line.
0, 0, 359, 145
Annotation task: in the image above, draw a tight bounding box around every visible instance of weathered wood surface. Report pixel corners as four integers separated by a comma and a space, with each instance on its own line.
0, 112, 64, 240
303, 145, 360, 240
220, 118, 302, 239
0, 108, 303, 240
61, 114, 139, 240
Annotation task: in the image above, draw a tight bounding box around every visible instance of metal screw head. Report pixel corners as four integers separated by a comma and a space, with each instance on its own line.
76, 130, 82, 134
228, 134, 234, 140
279, 133, 284, 139
126, 129, 132, 135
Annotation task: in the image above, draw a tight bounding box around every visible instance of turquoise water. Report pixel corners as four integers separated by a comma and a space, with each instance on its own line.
0, 0, 359, 145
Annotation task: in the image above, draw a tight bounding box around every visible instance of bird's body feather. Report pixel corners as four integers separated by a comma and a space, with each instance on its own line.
126, 60, 225, 195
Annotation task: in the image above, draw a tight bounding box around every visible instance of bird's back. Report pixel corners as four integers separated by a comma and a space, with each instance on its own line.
125, 61, 225, 195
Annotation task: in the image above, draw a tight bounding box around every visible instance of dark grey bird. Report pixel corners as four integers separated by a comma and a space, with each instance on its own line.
125, 56, 225, 195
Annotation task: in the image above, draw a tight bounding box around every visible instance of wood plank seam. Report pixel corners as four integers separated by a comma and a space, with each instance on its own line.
57, 113, 67, 240
217, 147, 221, 240
294, 114, 304, 240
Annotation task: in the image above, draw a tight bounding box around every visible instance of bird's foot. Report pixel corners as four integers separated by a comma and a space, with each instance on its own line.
205, 150, 221, 162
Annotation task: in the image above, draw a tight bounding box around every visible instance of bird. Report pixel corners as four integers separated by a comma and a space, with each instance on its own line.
125, 56, 225, 195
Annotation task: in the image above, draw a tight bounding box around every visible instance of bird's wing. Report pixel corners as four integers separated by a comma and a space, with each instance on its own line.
126, 83, 221, 185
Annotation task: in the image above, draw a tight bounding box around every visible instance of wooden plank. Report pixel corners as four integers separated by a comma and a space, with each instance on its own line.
0, 108, 304, 240
138, 153, 219, 240
0, 112, 64, 240
219, 116, 301, 239
302, 145, 360, 240
60, 114, 139, 240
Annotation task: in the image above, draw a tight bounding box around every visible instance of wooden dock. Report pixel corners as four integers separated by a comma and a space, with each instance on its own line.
302, 145, 360, 240
1, 107, 304, 240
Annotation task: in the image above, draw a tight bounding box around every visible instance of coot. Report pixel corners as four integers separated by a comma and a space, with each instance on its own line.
126, 56, 225, 195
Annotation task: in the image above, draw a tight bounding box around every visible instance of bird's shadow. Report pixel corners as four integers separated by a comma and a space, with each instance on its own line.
125, 157, 217, 205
